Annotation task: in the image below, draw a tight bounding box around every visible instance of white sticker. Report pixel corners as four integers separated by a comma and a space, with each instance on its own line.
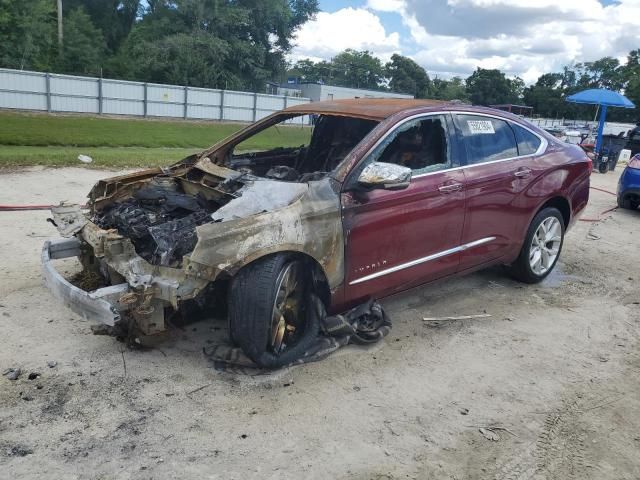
467, 120, 495, 134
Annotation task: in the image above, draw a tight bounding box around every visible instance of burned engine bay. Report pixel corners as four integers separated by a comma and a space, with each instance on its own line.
93, 176, 221, 267
91, 115, 378, 269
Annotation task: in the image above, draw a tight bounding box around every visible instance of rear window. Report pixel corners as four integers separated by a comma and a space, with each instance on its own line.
457, 115, 518, 165
513, 124, 542, 156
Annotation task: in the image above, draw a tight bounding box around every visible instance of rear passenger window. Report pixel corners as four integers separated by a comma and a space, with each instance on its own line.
457, 115, 517, 165
512, 124, 542, 156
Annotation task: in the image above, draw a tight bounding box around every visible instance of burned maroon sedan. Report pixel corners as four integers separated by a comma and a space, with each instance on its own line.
43, 99, 590, 367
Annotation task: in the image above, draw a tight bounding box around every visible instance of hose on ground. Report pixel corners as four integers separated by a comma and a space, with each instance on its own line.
0, 204, 87, 212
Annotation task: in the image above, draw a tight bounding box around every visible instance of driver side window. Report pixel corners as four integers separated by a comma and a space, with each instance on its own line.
370, 115, 451, 175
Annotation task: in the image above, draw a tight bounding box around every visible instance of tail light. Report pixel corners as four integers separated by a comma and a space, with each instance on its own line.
585, 151, 593, 173
629, 154, 640, 170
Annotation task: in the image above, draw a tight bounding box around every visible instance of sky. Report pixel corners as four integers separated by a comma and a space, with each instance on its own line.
289, 0, 640, 84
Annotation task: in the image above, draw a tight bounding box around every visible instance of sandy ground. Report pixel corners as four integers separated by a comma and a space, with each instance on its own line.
0, 166, 639, 480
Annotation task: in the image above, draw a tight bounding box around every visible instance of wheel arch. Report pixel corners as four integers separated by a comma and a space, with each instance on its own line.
508, 194, 571, 265
226, 249, 332, 307
536, 195, 571, 228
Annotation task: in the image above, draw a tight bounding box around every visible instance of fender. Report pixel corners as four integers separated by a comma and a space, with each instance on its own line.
190, 177, 344, 289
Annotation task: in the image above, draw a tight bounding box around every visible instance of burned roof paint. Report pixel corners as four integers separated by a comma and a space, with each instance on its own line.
282, 98, 452, 121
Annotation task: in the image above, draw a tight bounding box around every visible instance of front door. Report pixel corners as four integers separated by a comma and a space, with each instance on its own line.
341, 114, 466, 306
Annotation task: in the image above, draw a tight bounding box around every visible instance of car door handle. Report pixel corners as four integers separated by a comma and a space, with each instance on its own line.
438, 182, 463, 194
514, 167, 532, 178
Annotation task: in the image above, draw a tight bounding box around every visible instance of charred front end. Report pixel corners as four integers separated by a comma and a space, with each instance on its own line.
42, 159, 345, 337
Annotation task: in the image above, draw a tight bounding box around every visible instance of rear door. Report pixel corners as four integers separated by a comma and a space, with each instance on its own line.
454, 114, 545, 271
341, 113, 466, 305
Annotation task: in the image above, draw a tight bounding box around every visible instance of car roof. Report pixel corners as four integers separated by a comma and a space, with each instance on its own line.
282, 98, 455, 121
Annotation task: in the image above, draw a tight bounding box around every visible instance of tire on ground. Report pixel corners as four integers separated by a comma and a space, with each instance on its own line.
228, 253, 321, 368
618, 194, 638, 210
507, 207, 565, 284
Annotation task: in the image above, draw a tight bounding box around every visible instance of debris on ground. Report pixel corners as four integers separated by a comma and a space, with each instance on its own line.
474, 425, 518, 441
47, 361, 57, 368
204, 297, 391, 374
478, 427, 500, 441
3, 445, 34, 457
423, 314, 492, 322
91, 324, 115, 336
77, 154, 93, 164
3, 368, 21, 380
69, 269, 107, 291
27, 372, 40, 380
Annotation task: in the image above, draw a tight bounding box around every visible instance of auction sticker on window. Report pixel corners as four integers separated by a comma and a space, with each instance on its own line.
467, 120, 495, 134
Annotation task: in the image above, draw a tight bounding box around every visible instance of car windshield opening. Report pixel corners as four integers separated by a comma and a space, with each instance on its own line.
229, 114, 379, 182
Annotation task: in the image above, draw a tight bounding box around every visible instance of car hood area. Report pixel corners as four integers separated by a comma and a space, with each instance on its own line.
51, 160, 345, 298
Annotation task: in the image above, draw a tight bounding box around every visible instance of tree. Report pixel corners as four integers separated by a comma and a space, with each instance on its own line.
62, 0, 140, 54
58, 7, 106, 76
576, 57, 624, 90
510, 76, 525, 101
431, 77, 468, 101
385, 54, 431, 97
288, 58, 333, 84
523, 74, 565, 118
465, 68, 520, 106
329, 49, 385, 89
114, 0, 319, 89
0, 0, 57, 71
288, 49, 387, 90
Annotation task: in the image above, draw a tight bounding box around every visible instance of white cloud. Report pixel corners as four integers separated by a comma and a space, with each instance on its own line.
365, 0, 405, 12
290, 0, 640, 85
403, 0, 640, 82
290, 8, 400, 63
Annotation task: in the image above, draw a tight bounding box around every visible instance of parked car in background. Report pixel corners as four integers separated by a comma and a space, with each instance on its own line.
618, 153, 640, 210
43, 99, 591, 367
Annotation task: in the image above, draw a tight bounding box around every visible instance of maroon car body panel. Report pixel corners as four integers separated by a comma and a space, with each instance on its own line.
341, 168, 466, 306
331, 105, 590, 312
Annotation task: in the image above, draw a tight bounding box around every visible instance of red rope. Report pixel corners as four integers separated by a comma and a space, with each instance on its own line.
0, 204, 87, 212
0, 204, 54, 211
589, 186, 617, 196
578, 206, 618, 222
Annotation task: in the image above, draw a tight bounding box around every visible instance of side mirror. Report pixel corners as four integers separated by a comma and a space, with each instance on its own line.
357, 162, 412, 190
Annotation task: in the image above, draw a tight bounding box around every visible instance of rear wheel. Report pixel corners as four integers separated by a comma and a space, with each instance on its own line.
228, 254, 320, 368
598, 161, 609, 173
507, 207, 564, 284
618, 194, 639, 210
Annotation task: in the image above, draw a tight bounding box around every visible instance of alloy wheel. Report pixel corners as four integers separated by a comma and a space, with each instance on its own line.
529, 216, 562, 275
270, 262, 305, 354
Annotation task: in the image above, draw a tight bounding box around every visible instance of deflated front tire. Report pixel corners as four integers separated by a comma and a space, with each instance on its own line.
228, 253, 321, 368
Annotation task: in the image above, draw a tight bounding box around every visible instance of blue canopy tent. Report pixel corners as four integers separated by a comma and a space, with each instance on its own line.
565, 88, 635, 155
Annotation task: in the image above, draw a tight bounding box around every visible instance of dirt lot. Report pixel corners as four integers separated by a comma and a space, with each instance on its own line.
1, 166, 639, 480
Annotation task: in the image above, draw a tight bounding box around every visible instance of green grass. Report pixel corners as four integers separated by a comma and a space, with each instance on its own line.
0, 111, 312, 167
0, 146, 201, 168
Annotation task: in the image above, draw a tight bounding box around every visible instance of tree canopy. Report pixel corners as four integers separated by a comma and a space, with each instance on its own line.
385, 53, 432, 98
0, 0, 318, 90
465, 68, 523, 106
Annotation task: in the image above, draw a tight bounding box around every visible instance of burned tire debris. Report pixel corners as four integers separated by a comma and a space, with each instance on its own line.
206, 296, 391, 373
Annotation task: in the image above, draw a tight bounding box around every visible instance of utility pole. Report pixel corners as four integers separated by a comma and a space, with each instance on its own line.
57, 0, 63, 51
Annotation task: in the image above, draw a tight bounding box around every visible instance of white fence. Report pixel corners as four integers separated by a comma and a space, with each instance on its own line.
0, 68, 310, 123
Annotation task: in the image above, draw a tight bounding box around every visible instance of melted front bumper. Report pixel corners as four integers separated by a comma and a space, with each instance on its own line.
41, 238, 130, 326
